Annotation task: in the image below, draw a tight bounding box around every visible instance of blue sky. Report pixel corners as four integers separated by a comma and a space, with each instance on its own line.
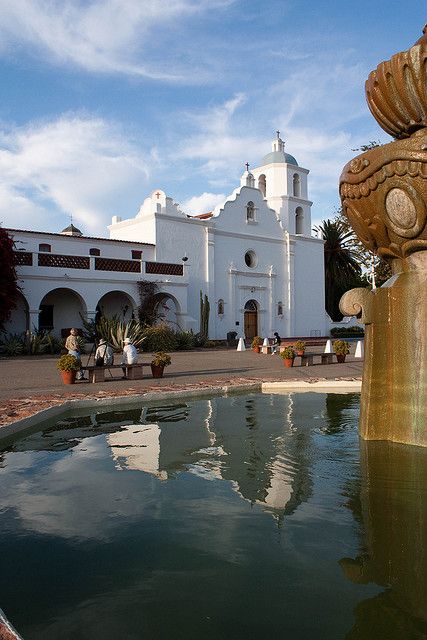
0, 0, 425, 236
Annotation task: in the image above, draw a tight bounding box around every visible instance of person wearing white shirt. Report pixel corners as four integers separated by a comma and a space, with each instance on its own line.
94, 338, 114, 366
121, 337, 138, 378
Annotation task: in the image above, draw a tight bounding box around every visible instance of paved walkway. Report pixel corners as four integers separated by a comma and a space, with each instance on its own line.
0, 347, 363, 427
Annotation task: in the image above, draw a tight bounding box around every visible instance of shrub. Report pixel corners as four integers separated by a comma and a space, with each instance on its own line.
251, 336, 262, 348
57, 354, 80, 371
1, 333, 24, 356
333, 340, 350, 355
151, 351, 172, 367
44, 333, 63, 354
279, 346, 295, 360
192, 332, 208, 348
142, 324, 177, 352
294, 340, 306, 352
331, 326, 364, 338
175, 330, 196, 350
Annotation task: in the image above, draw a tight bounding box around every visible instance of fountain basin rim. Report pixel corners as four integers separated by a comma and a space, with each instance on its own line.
0, 380, 362, 445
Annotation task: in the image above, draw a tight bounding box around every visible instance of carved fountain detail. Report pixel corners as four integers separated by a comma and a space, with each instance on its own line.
339, 26, 427, 446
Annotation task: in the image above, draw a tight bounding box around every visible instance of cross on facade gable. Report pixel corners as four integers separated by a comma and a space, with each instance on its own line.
155, 191, 161, 199
276, 130, 280, 139
245, 162, 250, 171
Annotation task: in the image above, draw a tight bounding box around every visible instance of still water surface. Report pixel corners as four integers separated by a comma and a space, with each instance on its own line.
0, 392, 426, 640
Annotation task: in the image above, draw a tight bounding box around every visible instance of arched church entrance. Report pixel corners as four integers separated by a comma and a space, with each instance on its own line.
244, 299, 258, 339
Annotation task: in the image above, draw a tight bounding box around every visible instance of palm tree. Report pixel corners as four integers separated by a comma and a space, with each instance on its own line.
315, 219, 364, 321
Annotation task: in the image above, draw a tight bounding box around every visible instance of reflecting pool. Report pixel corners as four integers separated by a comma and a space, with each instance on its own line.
0, 393, 426, 640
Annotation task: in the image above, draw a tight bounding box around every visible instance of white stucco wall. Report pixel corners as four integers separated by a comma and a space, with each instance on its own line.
292, 236, 325, 336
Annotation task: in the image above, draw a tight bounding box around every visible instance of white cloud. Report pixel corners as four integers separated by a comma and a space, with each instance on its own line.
182, 191, 226, 215
0, 115, 150, 233
174, 93, 267, 180
0, 0, 233, 81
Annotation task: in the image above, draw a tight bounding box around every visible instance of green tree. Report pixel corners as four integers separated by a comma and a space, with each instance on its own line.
315, 219, 365, 321
0, 227, 20, 332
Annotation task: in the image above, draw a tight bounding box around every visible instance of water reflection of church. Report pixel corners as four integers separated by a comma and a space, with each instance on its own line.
107, 394, 318, 522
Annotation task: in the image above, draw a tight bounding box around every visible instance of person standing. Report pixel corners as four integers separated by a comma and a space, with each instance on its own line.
65, 328, 86, 380
121, 337, 138, 379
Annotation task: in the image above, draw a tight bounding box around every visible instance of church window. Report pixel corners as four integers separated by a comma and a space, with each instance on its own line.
217, 299, 224, 315
295, 207, 304, 234
246, 201, 255, 222
258, 174, 266, 197
38, 243, 51, 253
293, 173, 301, 197
244, 250, 257, 268
277, 302, 283, 316
89, 248, 101, 256
131, 250, 143, 260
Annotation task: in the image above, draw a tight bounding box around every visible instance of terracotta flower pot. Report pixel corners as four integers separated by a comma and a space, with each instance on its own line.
296, 350, 305, 356
283, 358, 294, 368
151, 364, 165, 378
60, 370, 77, 384
253, 346, 261, 353
336, 354, 346, 363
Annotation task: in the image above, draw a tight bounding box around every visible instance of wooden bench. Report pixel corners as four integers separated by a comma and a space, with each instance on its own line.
261, 344, 274, 354
298, 352, 334, 366
82, 363, 151, 383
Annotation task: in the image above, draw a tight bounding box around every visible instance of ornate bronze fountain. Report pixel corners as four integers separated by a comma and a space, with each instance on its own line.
339, 26, 427, 446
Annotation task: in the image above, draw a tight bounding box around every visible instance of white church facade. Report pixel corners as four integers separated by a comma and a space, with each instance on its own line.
5, 134, 326, 341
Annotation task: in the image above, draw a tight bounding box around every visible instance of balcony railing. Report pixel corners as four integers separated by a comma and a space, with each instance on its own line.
145, 261, 184, 276
13, 251, 33, 266
95, 257, 140, 273
38, 253, 90, 269
14, 251, 184, 276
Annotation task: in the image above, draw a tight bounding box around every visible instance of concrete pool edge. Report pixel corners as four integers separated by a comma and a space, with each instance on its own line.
0, 379, 362, 443
263, 380, 362, 393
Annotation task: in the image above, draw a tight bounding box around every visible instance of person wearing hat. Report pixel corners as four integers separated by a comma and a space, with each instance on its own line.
94, 338, 114, 367
121, 337, 138, 379
65, 328, 86, 380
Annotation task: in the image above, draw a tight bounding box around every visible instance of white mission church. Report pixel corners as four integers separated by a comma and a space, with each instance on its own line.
5, 134, 326, 341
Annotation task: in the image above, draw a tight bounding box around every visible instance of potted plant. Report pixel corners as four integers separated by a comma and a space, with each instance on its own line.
151, 351, 172, 378
333, 340, 350, 363
57, 354, 80, 384
294, 340, 306, 356
251, 336, 262, 353
279, 345, 295, 368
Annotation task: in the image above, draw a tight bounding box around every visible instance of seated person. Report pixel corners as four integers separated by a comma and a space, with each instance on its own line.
271, 331, 281, 354
94, 338, 114, 366
121, 337, 138, 378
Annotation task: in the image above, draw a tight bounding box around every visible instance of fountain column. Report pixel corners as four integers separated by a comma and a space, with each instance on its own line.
339, 27, 427, 446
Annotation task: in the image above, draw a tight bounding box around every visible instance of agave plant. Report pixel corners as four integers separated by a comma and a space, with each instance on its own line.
0, 333, 25, 356
25, 330, 52, 355
96, 315, 146, 350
